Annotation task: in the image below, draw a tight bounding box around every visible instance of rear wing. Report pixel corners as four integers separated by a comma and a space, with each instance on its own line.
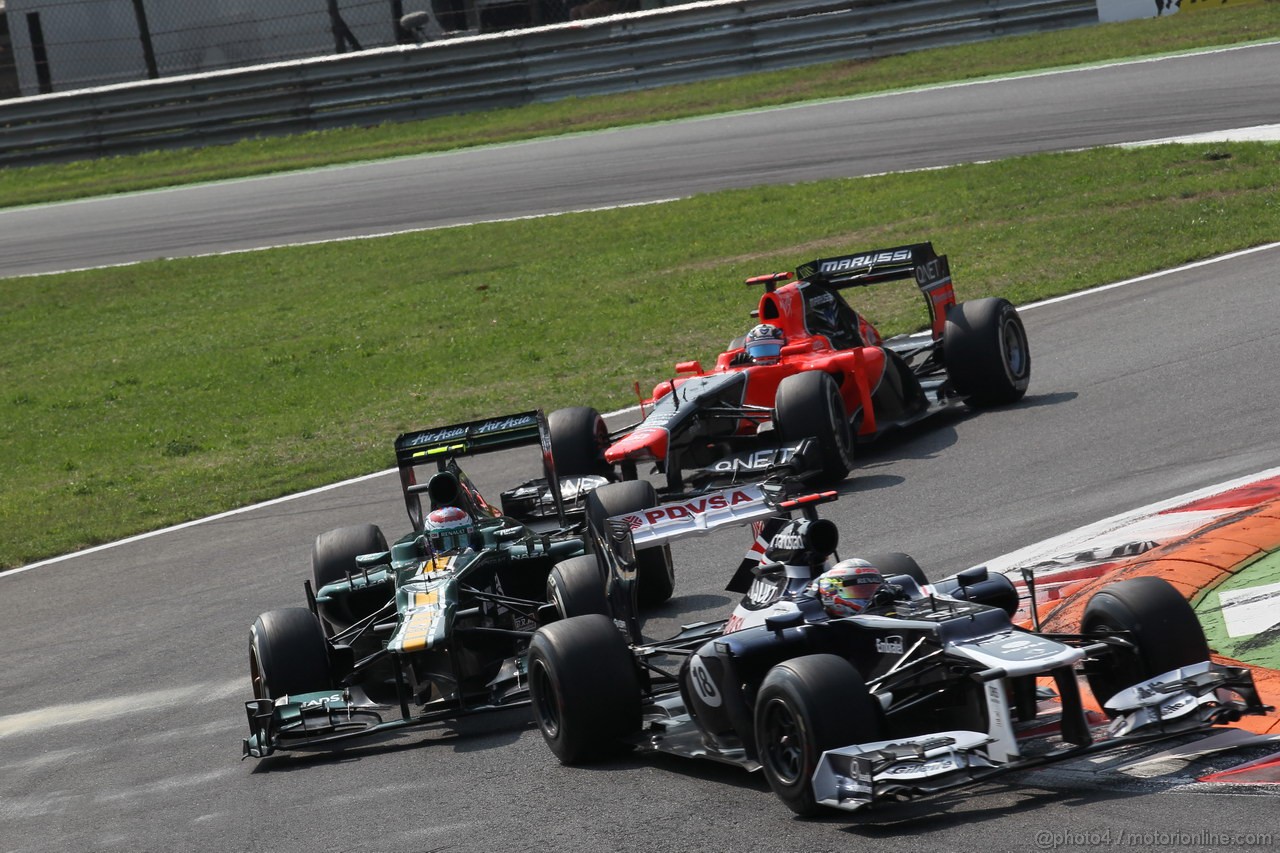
393, 410, 563, 531
794, 242, 957, 339
621, 484, 774, 551
596, 483, 837, 643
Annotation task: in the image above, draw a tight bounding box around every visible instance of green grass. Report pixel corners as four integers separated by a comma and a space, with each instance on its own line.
3, 142, 1279, 568
1, 2, 1279, 208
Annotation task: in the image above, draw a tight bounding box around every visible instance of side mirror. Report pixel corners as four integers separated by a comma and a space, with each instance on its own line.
764, 609, 805, 632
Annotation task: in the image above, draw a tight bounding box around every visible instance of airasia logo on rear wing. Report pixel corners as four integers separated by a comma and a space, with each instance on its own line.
621, 485, 776, 549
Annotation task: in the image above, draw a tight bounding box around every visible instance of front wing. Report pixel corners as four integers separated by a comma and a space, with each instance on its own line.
242, 660, 531, 759
812, 661, 1270, 811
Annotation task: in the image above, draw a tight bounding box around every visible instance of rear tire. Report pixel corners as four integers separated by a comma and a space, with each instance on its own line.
548, 554, 609, 620
1081, 576, 1210, 710
587, 480, 675, 607
860, 551, 928, 585
528, 614, 641, 764
549, 406, 610, 477
756, 654, 883, 817
773, 371, 853, 483
311, 524, 388, 633
249, 607, 332, 701
943, 297, 1030, 406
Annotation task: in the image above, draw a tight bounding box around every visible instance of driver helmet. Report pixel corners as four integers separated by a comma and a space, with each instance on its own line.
425, 506, 475, 553
744, 323, 786, 363
809, 559, 884, 618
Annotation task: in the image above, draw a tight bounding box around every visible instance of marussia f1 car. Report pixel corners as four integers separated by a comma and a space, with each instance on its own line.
526, 484, 1270, 816
581, 242, 1030, 489
242, 409, 673, 758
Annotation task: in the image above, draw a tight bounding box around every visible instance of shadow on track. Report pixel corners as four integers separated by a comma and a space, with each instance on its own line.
244, 705, 535, 774
832, 779, 1137, 834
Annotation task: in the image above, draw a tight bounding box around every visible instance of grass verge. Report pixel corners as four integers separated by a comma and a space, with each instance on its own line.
1, 3, 1278, 208
2, 142, 1278, 568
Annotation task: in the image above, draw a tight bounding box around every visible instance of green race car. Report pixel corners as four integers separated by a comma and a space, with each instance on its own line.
242, 409, 667, 758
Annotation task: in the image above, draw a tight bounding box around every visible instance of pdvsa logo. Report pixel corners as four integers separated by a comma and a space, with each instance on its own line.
641, 490, 757, 525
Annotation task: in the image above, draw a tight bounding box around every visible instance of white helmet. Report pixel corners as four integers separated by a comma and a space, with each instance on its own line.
809, 558, 883, 617
425, 506, 475, 552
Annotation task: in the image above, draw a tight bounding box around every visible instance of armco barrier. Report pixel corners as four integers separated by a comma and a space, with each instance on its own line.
0, 0, 1098, 166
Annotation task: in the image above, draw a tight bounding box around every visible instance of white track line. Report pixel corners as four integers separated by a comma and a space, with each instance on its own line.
3, 244, 1277, 578
7, 198, 683, 280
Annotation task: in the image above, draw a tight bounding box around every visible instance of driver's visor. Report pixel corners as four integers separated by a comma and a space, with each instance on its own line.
746, 342, 782, 360
840, 579, 880, 602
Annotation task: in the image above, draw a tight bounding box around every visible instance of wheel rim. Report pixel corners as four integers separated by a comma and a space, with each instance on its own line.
549, 581, 568, 622
592, 416, 610, 456
531, 658, 562, 739
1083, 618, 1136, 705
1000, 316, 1029, 380
249, 643, 268, 701
824, 383, 853, 464
760, 698, 806, 787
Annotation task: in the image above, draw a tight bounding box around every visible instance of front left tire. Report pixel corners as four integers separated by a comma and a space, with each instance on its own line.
755, 654, 884, 816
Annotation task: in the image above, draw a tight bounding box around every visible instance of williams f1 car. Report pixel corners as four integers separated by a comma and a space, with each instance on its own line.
526, 486, 1270, 815
242, 409, 671, 758
580, 243, 1030, 490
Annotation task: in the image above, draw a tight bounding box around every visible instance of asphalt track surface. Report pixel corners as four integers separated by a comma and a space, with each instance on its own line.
4, 46, 1280, 853
4, 251, 1280, 851
2, 41, 1280, 278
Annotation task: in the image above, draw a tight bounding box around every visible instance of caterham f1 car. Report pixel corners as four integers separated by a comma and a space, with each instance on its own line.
242, 409, 672, 758
586, 243, 1030, 490
526, 487, 1270, 815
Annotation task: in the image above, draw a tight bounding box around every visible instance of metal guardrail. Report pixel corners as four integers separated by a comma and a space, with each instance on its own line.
0, 0, 1099, 166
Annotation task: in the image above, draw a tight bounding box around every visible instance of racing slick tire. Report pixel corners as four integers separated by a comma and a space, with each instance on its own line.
773, 371, 854, 483
528, 614, 642, 764
1081, 576, 1211, 711
586, 480, 675, 608
943, 297, 1030, 406
250, 607, 332, 701
311, 523, 389, 635
860, 551, 928, 585
549, 406, 610, 478
755, 654, 884, 817
548, 554, 609, 620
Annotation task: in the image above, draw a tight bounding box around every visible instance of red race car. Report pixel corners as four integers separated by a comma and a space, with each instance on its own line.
555, 243, 1030, 493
